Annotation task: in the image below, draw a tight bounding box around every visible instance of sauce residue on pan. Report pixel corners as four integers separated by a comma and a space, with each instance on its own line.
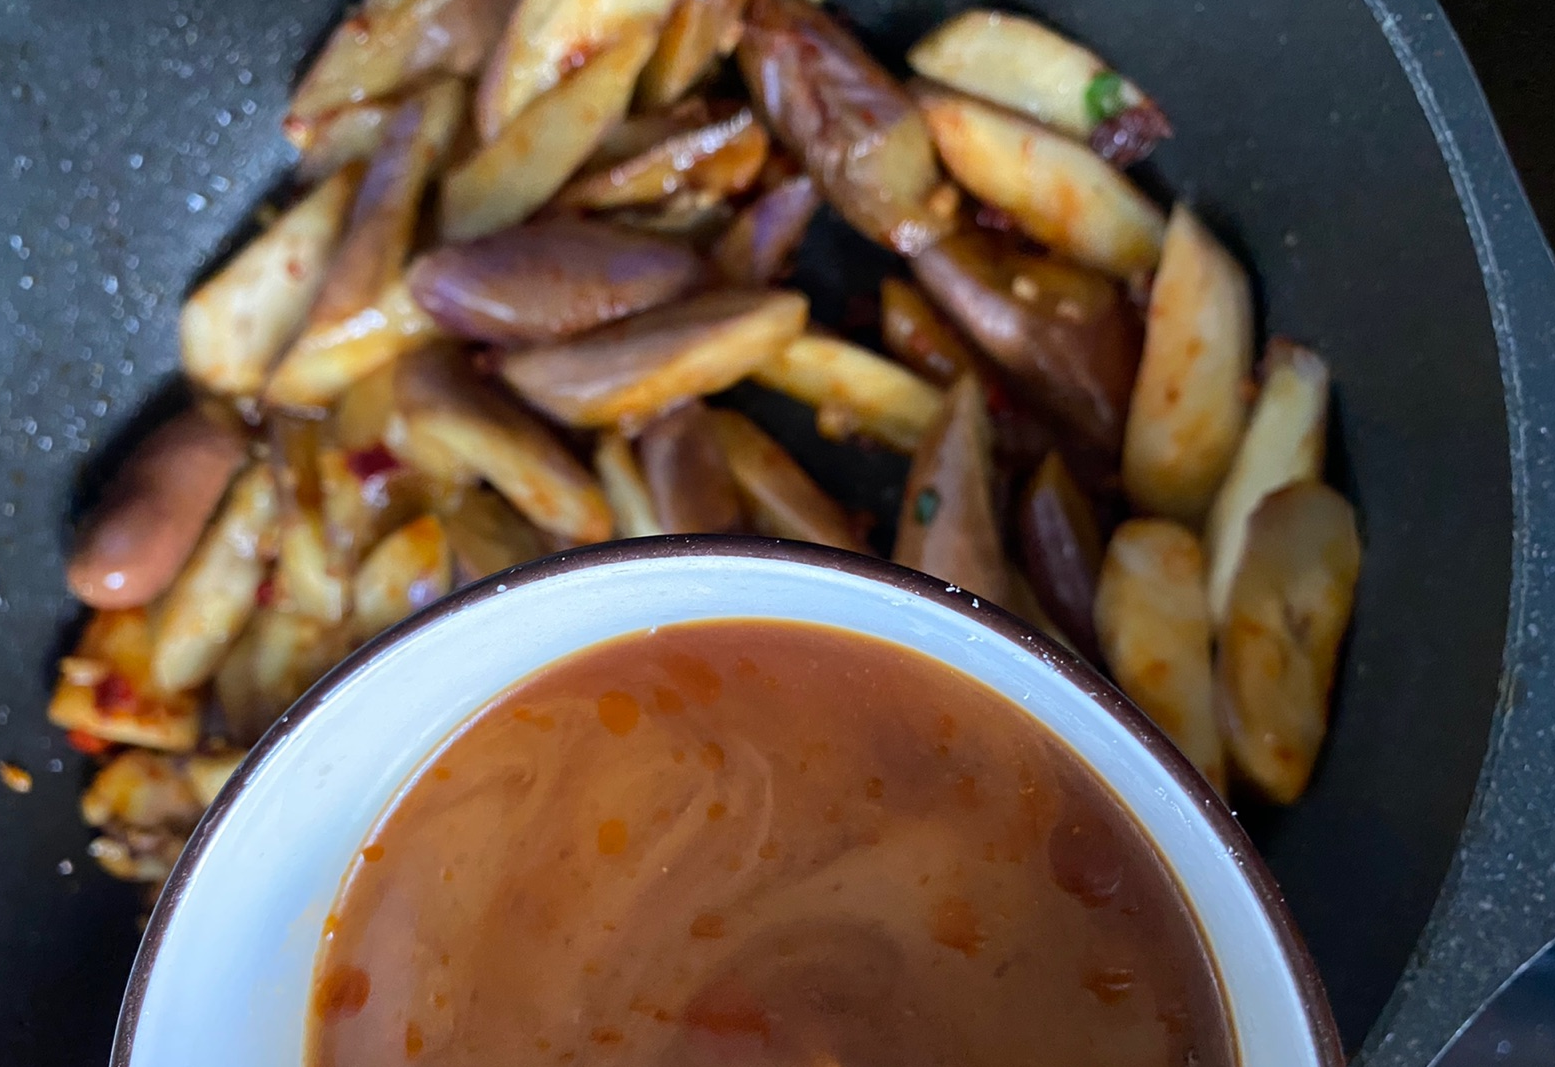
308, 619, 1234, 1067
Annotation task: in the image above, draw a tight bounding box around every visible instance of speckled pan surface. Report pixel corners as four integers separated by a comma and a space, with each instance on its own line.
1, 0, 1553, 1064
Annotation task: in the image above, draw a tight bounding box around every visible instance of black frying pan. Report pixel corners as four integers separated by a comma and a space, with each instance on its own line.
4, 0, 1555, 1064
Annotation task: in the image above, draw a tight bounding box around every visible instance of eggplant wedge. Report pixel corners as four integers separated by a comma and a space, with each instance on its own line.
442, 487, 549, 583
395, 349, 614, 543
892, 376, 1009, 604
151, 464, 279, 693
306, 80, 466, 328
66, 407, 249, 611
216, 609, 349, 747
408, 216, 704, 344
47, 610, 202, 753
878, 276, 979, 387
910, 230, 1141, 452
636, 401, 745, 533
1204, 340, 1329, 622
754, 334, 944, 452
1093, 518, 1224, 790
737, 0, 952, 255
182, 168, 361, 397
270, 418, 350, 624
916, 84, 1165, 278
500, 288, 809, 429
442, 26, 660, 241
556, 105, 769, 210
638, 0, 748, 109
907, 9, 1170, 166
1121, 204, 1255, 524
712, 409, 866, 551
594, 432, 667, 538
1016, 450, 1104, 662
294, 101, 395, 183
287, 0, 511, 124
352, 514, 454, 641
264, 278, 443, 410
1216, 483, 1360, 803
475, 0, 678, 140
80, 750, 203, 831
710, 174, 820, 287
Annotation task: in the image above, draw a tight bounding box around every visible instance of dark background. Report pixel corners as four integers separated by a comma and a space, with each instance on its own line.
1450, 0, 1555, 234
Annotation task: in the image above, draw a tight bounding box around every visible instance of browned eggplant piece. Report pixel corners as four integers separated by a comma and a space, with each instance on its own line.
879, 276, 1056, 469
736, 0, 952, 256
601, 191, 736, 248
287, 0, 510, 125
1094, 518, 1224, 790
181, 166, 361, 397
293, 101, 395, 183
754, 334, 945, 452
216, 609, 350, 747
395, 348, 614, 544
879, 276, 979, 387
499, 288, 808, 429
66, 407, 248, 610
557, 105, 769, 210
911, 229, 1142, 454
636, 401, 745, 533
892, 376, 1009, 604
1216, 483, 1361, 803
711, 409, 867, 551
307, 80, 466, 327
594, 432, 666, 537
269, 417, 349, 624
352, 513, 455, 640
47, 609, 202, 753
638, 0, 749, 108
906, 9, 1171, 167
475, 0, 677, 140
915, 84, 1166, 277
442, 487, 549, 584
407, 217, 704, 344
1016, 450, 1104, 662
710, 174, 820, 287
443, 26, 659, 240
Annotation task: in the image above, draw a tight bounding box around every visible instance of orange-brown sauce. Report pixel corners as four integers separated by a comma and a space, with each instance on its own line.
309, 620, 1233, 1067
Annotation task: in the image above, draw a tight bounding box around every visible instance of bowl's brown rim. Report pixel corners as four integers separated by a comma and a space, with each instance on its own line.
111, 534, 1345, 1067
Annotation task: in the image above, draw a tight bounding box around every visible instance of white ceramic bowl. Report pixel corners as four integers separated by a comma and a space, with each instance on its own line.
114, 537, 1342, 1066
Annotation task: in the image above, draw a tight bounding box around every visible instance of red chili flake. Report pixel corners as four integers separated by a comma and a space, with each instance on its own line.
92, 673, 136, 715
981, 374, 1015, 419
64, 729, 116, 757
285, 258, 307, 281
255, 576, 276, 608
344, 443, 401, 482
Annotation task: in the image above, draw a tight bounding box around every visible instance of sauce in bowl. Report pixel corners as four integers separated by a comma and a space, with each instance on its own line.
309, 619, 1232, 1066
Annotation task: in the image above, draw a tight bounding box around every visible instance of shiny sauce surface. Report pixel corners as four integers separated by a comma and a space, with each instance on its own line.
308, 620, 1233, 1067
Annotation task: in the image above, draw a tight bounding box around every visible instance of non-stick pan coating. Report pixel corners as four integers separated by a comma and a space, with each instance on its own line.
2, 1, 1551, 1065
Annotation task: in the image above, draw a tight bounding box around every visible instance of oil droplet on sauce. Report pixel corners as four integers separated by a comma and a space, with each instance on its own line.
597, 819, 628, 855
1085, 967, 1136, 1005
700, 742, 725, 770
431, 766, 452, 781
865, 776, 884, 799
322, 913, 339, 937
653, 685, 684, 714
590, 1027, 623, 1045
512, 706, 555, 731
361, 844, 385, 863
932, 897, 985, 958
597, 691, 640, 736
689, 913, 725, 939
314, 965, 371, 1019
404, 1021, 424, 1058
706, 802, 727, 821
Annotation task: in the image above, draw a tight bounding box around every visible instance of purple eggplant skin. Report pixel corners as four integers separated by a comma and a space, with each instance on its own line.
911, 229, 1143, 455
406, 217, 705, 345
736, 0, 953, 256
1016, 449, 1106, 662
637, 401, 746, 534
